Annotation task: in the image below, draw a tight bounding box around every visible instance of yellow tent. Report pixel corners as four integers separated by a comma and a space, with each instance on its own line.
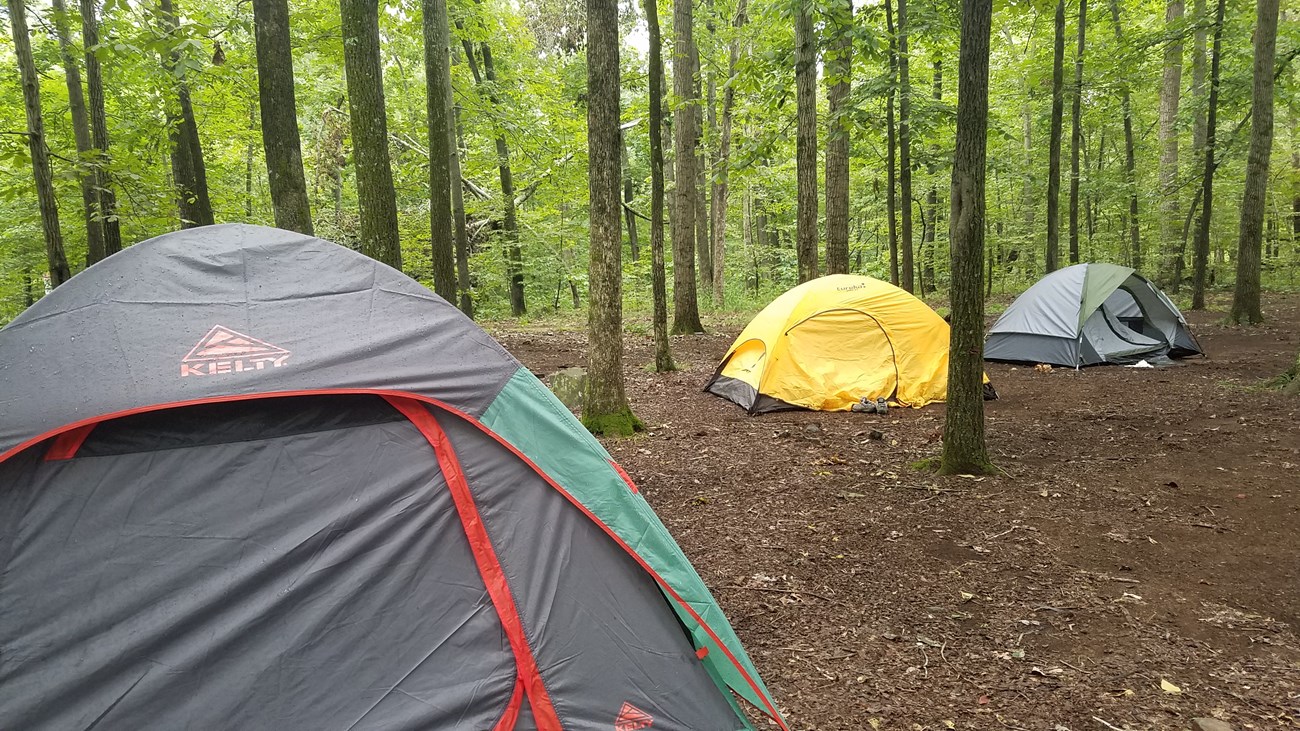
706, 274, 980, 413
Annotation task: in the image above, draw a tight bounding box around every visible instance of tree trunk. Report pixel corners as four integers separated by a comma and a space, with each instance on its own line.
671, 0, 704, 332
8, 0, 71, 286
824, 0, 852, 275
1046, 0, 1065, 272
898, 0, 915, 291
645, 0, 674, 371
80, 0, 121, 255
583, 0, 639, 436
253, 0, 313, 235
1158, 0, 1185, 288
422, 0, 457, 301
1068, 0, 1086, 265
794, 0, 819, 283
1229, 0, 1280, 325
923, 58, 941, 292
941, 0, 994, 476
159, 0, 215, 228
1183, 0, 1207, 288
341, 0, 401, 269
695, 84, 712, 296
51, 0, 106, 266
886, 0, 900, 286
479, 43, 525, 315
623, 131, 640, 262
711, 0, 747, 306
451, 51, 473, 315
1110, 0, 1142, 270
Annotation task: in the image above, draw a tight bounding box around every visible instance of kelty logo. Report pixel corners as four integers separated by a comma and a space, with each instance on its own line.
614, 702, 653, 731
181, 325, 290, 377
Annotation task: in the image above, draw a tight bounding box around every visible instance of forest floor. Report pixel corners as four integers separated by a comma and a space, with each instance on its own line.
491, 292, 1300, 731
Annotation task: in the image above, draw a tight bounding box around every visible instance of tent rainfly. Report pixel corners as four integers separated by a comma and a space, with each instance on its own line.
0, 224, 787, 731
984, 263, 1202, 367
706, 274, 990, 413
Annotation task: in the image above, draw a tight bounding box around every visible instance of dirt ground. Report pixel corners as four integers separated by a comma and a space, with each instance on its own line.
492, 293, 1300, 731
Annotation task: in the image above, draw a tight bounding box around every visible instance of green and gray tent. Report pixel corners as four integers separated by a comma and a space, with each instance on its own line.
0, 224, 787, 731
984, 263, 1202, 367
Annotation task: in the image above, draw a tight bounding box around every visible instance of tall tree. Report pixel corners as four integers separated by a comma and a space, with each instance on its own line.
886, 0, 900, 286
1109, 0, 1141, 269
1229, 0, 1281, 325
341, 0, 402, 269
1191, 0, 1225, 310
480, 44, 525, 314
450, 46, 473, 315
711, 0, 747, 306
824, 0, 853, 275
80, 0, 122, 255
921, 58, 941, 293
897, 0, 915, 291
941, 0, 994, 476
583, 0, 639, 435
645, 0, 674, 370
623, 129, 640, 262
794, 0, 818, 282
1068, 0, 1086, 265
50, 0, 106, 266
254, 0, 314, 235
158, 0, 215, 228
422, 0, 456, 301
1157, 0, 1185, 287
8, 0, 72, 286
671, 0, 704, 332
696, 37, 712, 298
1183, 0, 1207, 288
1046, 0, 1064, 272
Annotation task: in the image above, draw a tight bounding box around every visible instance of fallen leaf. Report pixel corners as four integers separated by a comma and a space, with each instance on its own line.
1160, 678, 1181, 694
977, 695, 990, 705
960, 591, 975, 602
943, 722, 955, 729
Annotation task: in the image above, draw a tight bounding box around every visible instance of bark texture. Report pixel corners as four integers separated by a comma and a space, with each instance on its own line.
824, 0, 853, 275
254, 0, 314, 234
423, 0, 456, 301
1046, 0, 1065, 272
794, 0, 819, 282
941, 0, 995, 476
51, 0, 106, 266
80, 0, 121, 255
645, 0, 675, 371
9, 0, 72, 286
886, 0, 900, 286
671, 0, 704, 332
1068, 0, 1086, 265
1157, 0, 1185, 288
1230, 0, 1280, 325
159, 0, 214, 228
583, 0, 639, 436
711, 0, 747, 306
1191, 0, 1225, 310
341, 0, 402, 269
1109, 0, 1142, 270
897, 0, 915, 291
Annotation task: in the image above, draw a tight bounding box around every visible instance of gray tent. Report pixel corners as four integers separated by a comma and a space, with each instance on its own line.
0, 225, 787, 731
984, 263, 1202, 366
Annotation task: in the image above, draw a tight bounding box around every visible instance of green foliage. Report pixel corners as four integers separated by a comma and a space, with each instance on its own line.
2, 0, 1299, 326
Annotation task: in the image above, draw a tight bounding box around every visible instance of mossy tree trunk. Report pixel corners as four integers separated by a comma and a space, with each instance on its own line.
422, 0, 457, 302
941, 0, 995, 477
583, 0, 641, 437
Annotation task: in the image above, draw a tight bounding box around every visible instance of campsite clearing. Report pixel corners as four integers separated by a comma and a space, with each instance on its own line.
498, 293, 1300, 730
